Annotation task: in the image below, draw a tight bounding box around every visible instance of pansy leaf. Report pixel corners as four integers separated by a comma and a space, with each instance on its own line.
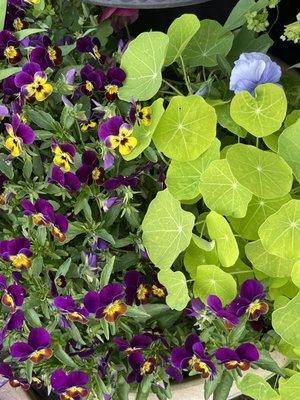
158, 270, 190, 311
279, 373, 300, 400
100, 256, 115, 286
123, 98, 164, 161
182, 19, 234, 67
200, 159, 252, 218
259, 200, 300, 259
166, 138, 220, 201
278, 118, 300, 183
164, 14, 200, 66
230, 83, 287, 137
238, 373, 280, 400
153, 95, 217, 161
142, 189, 195, 269
0, 153, 14, 179
206, 211, 239, 267
0, 67, 21, 81
272, 292, 300, 347
14, 28, 46, 40
226, 144, 293, 199
118, 32, 169, 101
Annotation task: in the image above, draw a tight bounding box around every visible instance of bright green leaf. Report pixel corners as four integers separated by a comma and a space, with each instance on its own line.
0, 0, 7, 30
278, 118, 300, 182
14, 28, 46, 40
238, 373, 280, 400
0, 67, 21, 81
158, 270, 190, 311
279, 373, 300, 400
0, 153, 14, 179
291, 262, 300, 288
215, 102, 247, 137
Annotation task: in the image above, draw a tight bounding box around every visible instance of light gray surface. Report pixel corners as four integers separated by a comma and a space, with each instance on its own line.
0, 385, 33, 400
83, 0, 211, 9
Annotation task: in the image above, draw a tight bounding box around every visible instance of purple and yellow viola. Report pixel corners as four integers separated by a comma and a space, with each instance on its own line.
76, 150, 104, 185
51, 369, 89, 400
129, 99, 152, 127
76, 36, 103, 61
124, 270, 151, 306
0, 362, 29, 390
0, 237, 32, 270
21, 198, 55, 226
0, 274, 26, 314
54, 295, 89, 325
0, 30, 22, 64
215, 343, 259, 371
30, 35, 63, 69
113, 334, 153, 354
207, 295, 240, 326
127, 351, 156, 383
4, 114, 35, 157
80, 64, 105, 97
52, 141, 76, 172
104, 67, 126, 101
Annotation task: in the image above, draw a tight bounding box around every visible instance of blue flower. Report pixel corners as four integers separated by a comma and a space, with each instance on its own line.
230, 52, 281, 95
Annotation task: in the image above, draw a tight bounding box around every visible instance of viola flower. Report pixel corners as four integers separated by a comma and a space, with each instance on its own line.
100, 7, 139, 32
0, 362, 29, 390
171, 334, 216, 379
84, 283, 127, 323
3, 75, 19, 97
1, 311, 25, 350
52, 141, 76, 172
30, 35, 63, 70
10, 327, 53, 363
76, 36, 103, 62
104, 67, 126, 101
129, 99, 152, 126
5, 6, 28, 32
124, 270, 151, 305
207, 295, 240, 326
54, 295, 89, 325
0, 105, 9, 120
76, 150, 104, 185
0, 237, 32, 269
103, 174, 138, 190
51, 370, 89, 400
103, 196, 121, 212
230, 52, 281, 95
14, 62, 53, 101
48, 270, 66, 297
80, 64, 105, 97
113, 334, 153, 354
100, 117, 137, 156
51, 214, 69, 243
49, 165, 81, 193
0, 30, 22, 64
215, 343, 259, 371
80, 119, 97, 132
4, 114, 35, 157
228, 279, 269, 321
185, 299, 205, 318
127, 351, 156, 383
0, 274, 26, 314
21, 198, 55, 226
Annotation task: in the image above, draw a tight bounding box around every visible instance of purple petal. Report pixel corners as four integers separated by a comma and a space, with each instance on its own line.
28, 327, 51, 350
207, 295, 223, 312
76, 165, 93, 184
6, 310, 24, 331
67, 371, 89, 387
128, 351, 144, 370
10, 342, 33, 359
217, 310, 240, 326
103, 152, 115, 170
84, 291, 101, 313
8, 237, 30, 255
14, 72, 33, 88
240, 279, 265, 301
131, 334, 153, 349
98, 116, 123, 140
82, 150, 98, 167
60, 143, 76, 158
107, 67, 126, 85
0, 275, 7, 289
127, 370, 142, 384
0, 363, 13, 380
228, 297, 250, 317
51, 369, 68, 393
185, 333, 200, 354
215, 347, 239, 363
236, 343, 259, 362
50, 166, 65, 186
192, 342, 206, 359
8, 284, 26, 306
166, 366, 183, 381
21, 199, 36, 214
98, 283, 124, 306
64, 172, 81, 192
55, 214, 68, 233
54, 295, 76, 312
171, 347, 190, 369
22, 62, 41, 76
113, 337, 129, 351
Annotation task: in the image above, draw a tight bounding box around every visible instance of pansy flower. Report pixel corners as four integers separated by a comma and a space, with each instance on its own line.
80, 64, 105, 97
0, 30, 22, 64
49, 165, 81, 193
0, 274, 26, 314
151, 274, 166, 299
10, 327, 53, 363
14, 62, 53, 101
0, 311, 25, 351
52, 141, 76, 172
80, 119, 97, 132
228, 279, 269, 321
48, 270, 66, 297
171, 334, 216, 379
30, 35, 63, 69
3, 75, 19, 97
215, 343, 259, 371
4, 114, 35, 157
113, 334, 153, 354
0, 105, 9, 121
124, 270, 151, 305
0, 237, 32, 269
51, 370, 89, 400
207, 295, 240, 326
51, 214, 69, 243
127, 351, 156, 383
129, 99, 152, 126
21, 198, 55, 226
84, 283, 127, 323
104, 67, 126, 101
0, 362, 29, 390
76, 36, 103, 61
76, 150, 104, 185
185, 298, 205, 318
54, 295, 89, 325
5, 4, 28, 32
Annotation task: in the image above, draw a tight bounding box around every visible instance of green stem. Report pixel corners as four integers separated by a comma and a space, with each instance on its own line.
162, 79, 184, 96
180, 56, 193, 95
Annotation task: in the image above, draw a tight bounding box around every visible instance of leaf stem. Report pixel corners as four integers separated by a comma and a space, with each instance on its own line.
162, 79, 184, 96
180, 55, 193, 95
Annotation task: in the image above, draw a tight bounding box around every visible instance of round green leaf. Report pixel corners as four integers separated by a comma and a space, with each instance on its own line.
280, 373, 300, 400
238, 373, 280, 400
291, 262, 300, 289
158, 270, 190, 311
245, 240, 295, 278
123, 98, 164, 161
230, 83, 287, 137
278, 118, 300, 183
206, 211, 239, 267
164, 14, 200, 66
118, 32, 169, 101
229, 195, 291, 240
193, 264, 237, 305
166, 138, 220, 201
153, 95, 217, 161
272, 292, 300, 347
200, 159, 252, 218
182, 19, 234, 67
259, 200, 300, 259
226, 144, 293, 199
142, 189, 195, 269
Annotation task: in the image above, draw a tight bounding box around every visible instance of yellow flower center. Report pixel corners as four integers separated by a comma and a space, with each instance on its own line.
25, 0, 40, 4
136, 105, 152, 126
32, 213, 44, 225
152, 285, 165, 298
48, 46, 57, 62
13, 18, 24, 31
85, 80, 94, 92
26, 75, 53, 101
30, 348, 53, 364
2, 293, 15, 310
51, 227, 66, 243
137, 284, 149, 301
9, 253, 31, 269
105, 84, 119, 96
140, 361, 153, 375
53, 146, 73, 172
188, 355, 210, 376
92, 45, 101, 59
5, 135, 22, 157
4, 46, 18, 59
92, 168, 102, 181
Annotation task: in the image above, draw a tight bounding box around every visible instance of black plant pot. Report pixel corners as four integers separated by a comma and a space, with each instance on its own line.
83, 0, 211, 8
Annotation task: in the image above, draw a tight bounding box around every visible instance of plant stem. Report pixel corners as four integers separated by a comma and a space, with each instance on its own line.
180, 55, 193, 95
162, 79, 184, 96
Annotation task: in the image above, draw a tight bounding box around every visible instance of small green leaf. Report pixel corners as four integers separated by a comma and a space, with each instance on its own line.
0, 67, 21, 81
0, 0, 7, 30
31, 256, 44, 276
0, 153, 14, 179
100, 256, 115, 286
213, 370, 233, 400
55, 257, 71, 279
14, 28, 46, 40
158, 270, 190, 311
26, 108, 62, 131
53, 343, 77, 367
24, 308, 42, 327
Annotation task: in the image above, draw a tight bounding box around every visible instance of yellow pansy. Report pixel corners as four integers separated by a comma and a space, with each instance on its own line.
136, 104, 152, 126
52, 146, 74, 172
26, 73, 53, 102
5, 126, 22, 157
107, 123, 137, 156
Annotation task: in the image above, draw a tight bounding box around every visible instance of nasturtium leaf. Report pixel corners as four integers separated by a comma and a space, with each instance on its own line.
224, 259, 254, 285
153, 95, 217, 161
291, 262, 300, 289
123, 98, 164, 161
238, 373, 280, 400
279, 373, 300, 400
118, 32, 169, 101
278, 118, 300, 182
200, 159, 252, 218
226, 144, 293, 199
166, 138, 220, 200
245, 240, 295, 278
272, 292, 300, 347
215, 102, 247, 138
193, 264, 237, 305
142, 189, 195, 269
158, 270, 190, 311
230, 83, 287, 137
0, 0, 7, 31
206, 211, 239, 267
259, 200, 300, 259
229, 195, 291, 240
164, 14, 200, 66
285, 109, 300, 127
182, 19, 234, 67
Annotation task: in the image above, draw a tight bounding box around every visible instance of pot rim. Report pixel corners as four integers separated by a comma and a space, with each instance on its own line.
82, 0, 212, 9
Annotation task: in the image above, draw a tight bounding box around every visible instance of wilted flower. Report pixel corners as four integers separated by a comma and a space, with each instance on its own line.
104, 67, 126, 101
51, 141, 76, 172
76, 150, 104, 185
51, 370, 89, 400
30, 35, 63, 69
54, 295, 89, 325
127, 351, 156, 383
0, 274, 26, 314
215, 343, 259, 371
0, 30, 22, 64
0, 237, 32, 269
0, 362, 29, 390
124, 271, 151, 305
49, 165, 81, 193
4, 114, 35, 157
80, 64, 105, 96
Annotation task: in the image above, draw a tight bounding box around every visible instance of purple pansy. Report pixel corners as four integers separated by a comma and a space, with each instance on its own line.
30, 35, 63, 69
124, 270, 151, 306
21, 197, 55, 225
48, 270, 67, 297
207, 295, 240, 326
228, 279, 269, 321
51, 214, 69, 243
215, 343, 259, 371
0, 274, 26, 313
113, 334, 153, 353
84, 283, 127, 323
0, 237, 32, 270
49, 165, 81, 193
127, 351, 156, 383
104, 67, 126, 101
185, 299, 205, 318
51, 370, 89, 400
76, 36, 104, 62
171, 334, 216, 380
98, 115, 123, 141
0, 30, 22, 64
4, 114, 35, 157
54, 295, 89, 325
0, 362, 29, 390
3, 75, 19, 97
5, 3, 28, 32
10, 327, 53, 363
0, 310, 25, 351
80, 64, 105, 96
76, 150, 104, 185
230, 52, 281, 95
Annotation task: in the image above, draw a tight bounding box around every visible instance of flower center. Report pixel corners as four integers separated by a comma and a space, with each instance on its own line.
92, 45, 101, 59
2, 293, 15, 310
105, 84, 119, 96
92, 168, 102, 181
140, 360, 155, 375
103, 300, 127, 323
13, 18, 24, 31
85, 80, 94, 92
247, 299, 269, 320
137, 284, 149, 301
48, 46, 57, 62
9, 253, 31, 269
4, 46, 18, 59
30, 348, 53, 363
152, 285, 165, 298
188, 355, 210, 377
32, 213, 44, 225
67, 312, 87, 324
51, 227, 66, 243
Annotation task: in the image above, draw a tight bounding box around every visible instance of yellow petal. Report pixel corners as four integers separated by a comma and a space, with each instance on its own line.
107, 135, 120, 149
5, 137, 21, 157
119, 136, 137, 155
119, 125, 133, 138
